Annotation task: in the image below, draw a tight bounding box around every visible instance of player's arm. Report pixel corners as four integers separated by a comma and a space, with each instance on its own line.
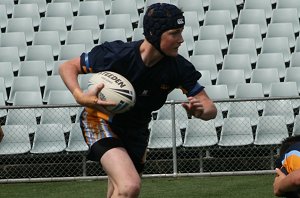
59, 57, 116, 112
274, 168, 300, 196
0, 125, 4, 142
182, 89, 217, 120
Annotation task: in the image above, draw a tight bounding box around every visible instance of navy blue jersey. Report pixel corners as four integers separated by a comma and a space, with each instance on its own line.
80, 40, 203, 128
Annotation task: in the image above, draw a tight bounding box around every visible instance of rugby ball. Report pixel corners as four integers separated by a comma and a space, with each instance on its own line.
88, 71, 136, 114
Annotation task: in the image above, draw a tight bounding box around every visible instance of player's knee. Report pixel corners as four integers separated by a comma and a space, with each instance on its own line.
118, 179, 141, 198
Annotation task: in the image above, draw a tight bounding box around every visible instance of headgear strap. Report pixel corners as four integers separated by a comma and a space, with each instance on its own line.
143, 3, 185, 55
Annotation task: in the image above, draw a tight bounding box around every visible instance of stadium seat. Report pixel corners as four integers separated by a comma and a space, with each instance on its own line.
250, 68, 280, 96
12, 3, 40, 28
292, 115, 300, 136
238, 9, 267, 35
25, 45, 55, 72
104, 14, 133, 39
0, 92, 7, 118
244, 0, 273, 20
66, 30, 94, 51
182, 26, 195, 52
12, 91, 43, 117
266, 23, 296, 48
254, 115, 289, 145
5, 108, 38, 134
256, 53, 286, 79
178, 42, 190, 61
18, 0, 47, 14
110, 0, 139, 24
18, 60, 48, 87
204, 10, 234, 35
269, 82, 300, 109
204, 84, 230, 113
0, 125, 31, 155
208, 0, 238, 20
7, 76, 41, 104
156, 104, 189, 130
99, 28, 127, 43
30, 123, 67, 154
52, 0, 80, 13
218, 117, 254, 146
295, 37, 300, 53
84, 0, 112, 13
6, 17, 34, 43
270, 8, 300, 34
65, 123, 89, 152
166, 89, 187, 102
285, 67, 300, 93
33, 31, 61, 57
78, 1, 106, 26
261, 37, 291, 63
39, 17, 67, 42
0, 46, 20, 72
276, 0, 300, 18
78, 73, 94, 91
216, 69, 246, 97
72, 15, 101, 41
0, 62, 14, 88
51, 60, 65, 76
227, 38, 258, 64
40, 108, 73, 133
0, 5, 7, 30
190, 55, 218, 81
145, 0, 171, 8
46, 2, 74, 27
262, 100, 295, 125
137, 13, 144, 28
177, 0, 205, 22
233, 24, 263, 49
290, 52, 300, 67
183, 119, 218, 147
43, 75, 69, 103
47, 90, 79, 116
222, 54, 252, 80
58, 44, 86, 61
227, 101, 260, 126
199, 25, 228, 50
193, 40, 223, 65
235, 83, 265, 111
132, 28, 145, 41
0, 0, 14, 15
183, 11, 200, 38
148, 120, 183, 149
197, 70, 212, 86
0, 77, 8, 101
0, 32, 27, 58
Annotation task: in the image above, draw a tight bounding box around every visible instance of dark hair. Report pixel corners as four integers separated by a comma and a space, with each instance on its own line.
279, 135, 300, 156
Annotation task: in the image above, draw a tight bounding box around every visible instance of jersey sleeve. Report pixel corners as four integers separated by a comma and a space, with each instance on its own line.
80, 41, 125, 73
177, 56, 204, 97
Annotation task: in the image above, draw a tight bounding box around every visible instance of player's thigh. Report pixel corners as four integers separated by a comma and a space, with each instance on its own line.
101, 147, 141, 185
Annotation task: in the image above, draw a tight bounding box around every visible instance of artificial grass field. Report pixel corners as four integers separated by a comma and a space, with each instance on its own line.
0, 174, 277, 198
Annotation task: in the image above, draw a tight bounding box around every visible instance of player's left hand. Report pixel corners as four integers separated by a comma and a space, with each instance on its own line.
181, 96, 204, 118
273, 168, 286, 196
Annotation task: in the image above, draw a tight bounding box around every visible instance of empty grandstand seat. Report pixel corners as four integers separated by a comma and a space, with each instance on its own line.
227, 38, 258, 64
65, 123, 89, 152
52, 0, 80, 13
43, 75, 68, 103
0, 62, 14, 88
233, 24, 263, 49
46, 2, 74, 27
204, 10, 233, 35
266, 23, 295, 48
256, 53, 286, 79
110, 0, 139, 24
199, 25, 228, 50
193, 40, 223, 65
271, 8, 300, 34
0, 32, 27, 58
12, 3, 40, 28
18, 60, 48, 87
33, 31, 61, 57
208, 0, 238, 20
0, 46, 20, 72
261, 37, 291, 63
227, 101, 260, 126
238, 9, 267, 35
190, 55, 218, 81
222, 54, 252, 80
0, 125, 31, 155
284, 67, 300, 94
244, 0, 273, 20
177, 0, 204, 22
25, 45, 55, 72
6, 17, 34, 43
58, 44, 85, 61
262, 100, 295, 125
66, 30, 94, 51
39, 17, 67, 42
104, 14, 134, 39
71, 15, 101, 41
78, 1, 106, 26
18, 0, 47, 14
99, 28, 127, 43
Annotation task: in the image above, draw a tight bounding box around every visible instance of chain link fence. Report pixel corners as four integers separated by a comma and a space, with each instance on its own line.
0, 97, 299, 182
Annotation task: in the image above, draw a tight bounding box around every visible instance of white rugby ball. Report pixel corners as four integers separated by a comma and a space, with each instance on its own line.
88, 71, 136, 114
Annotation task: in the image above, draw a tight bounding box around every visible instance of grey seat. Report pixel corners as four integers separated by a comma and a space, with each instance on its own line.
46, 2, 74, 27
256, 53, 286, 79
190, 55, 217, 81
0, 125, 31, 155
12, 3, 40, 28
65, 123, 89, 152
271, 8, 300, 34
222, 54, 252, 80
285, 67, 300, 93
18, 60, 48, 87
30, 123, 66, 154
0, 62, 14, 88
204, 10, 233, 35
261, 37, 291, 63
262, 100, 295, 125
227, 38, 258, 64
0, 32, 27, 58
238, 9, 267, 35
218, 117, 254, 146
254, 116, 289, 145
227, 101, 260, 126
78, 1, 106, 26
0, 46, 20, 72
6, 17, 34, 42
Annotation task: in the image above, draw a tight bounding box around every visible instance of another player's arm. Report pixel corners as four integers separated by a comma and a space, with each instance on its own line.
274, 168, 300, 196
182, 90, 217, 120
59, 57, 116, 111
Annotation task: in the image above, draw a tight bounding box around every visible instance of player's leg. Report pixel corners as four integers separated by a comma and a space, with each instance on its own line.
101, 147, 141, 198
107, 176, 114, 198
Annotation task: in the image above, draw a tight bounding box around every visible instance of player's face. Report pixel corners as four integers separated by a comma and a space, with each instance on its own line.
160, 27, 184, 57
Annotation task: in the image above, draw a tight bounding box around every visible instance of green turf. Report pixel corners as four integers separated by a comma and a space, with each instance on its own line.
0, 174, 277, 198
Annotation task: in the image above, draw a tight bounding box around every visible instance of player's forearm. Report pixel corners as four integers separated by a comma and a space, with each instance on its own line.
277, 169, 300, 195
194, 103, 217, 121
